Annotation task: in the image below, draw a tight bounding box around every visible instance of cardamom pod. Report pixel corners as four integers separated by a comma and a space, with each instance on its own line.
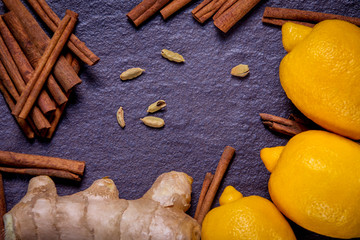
116, 106, 125, 128
231, 64, 249, 77
161, 49, 185, 63
147, 100, 166, 113
120, 67, 145, 80
140, 116, 165, 128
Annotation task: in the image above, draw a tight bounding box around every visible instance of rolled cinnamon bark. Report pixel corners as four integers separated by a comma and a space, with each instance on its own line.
0, 166, 82, 181
160, 0, 193, 20
2, 12, 68, 105
0, 150, 85, 176
127, 0, 171, 27
263, 7, 360, 26
2, 0, 82, 93
26, 0, 99, 66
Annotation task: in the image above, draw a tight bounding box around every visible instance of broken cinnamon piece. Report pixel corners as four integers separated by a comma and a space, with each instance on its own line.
0, 60, 51, 132
26, 0, 100, 66
192, 0, 227, 24
0, 173, 5, 240
194, 172, 213, 221
2, 0, 82, 93
196, 146, 236, 225
0, 150, 85, 176
262, 7, 360, 26
127, 0, 171, 27
213, 0, 261, 33
0, 78, 35, 139
0, 166, 81, 181
262, 17, 315, 27
0, 16, 67, 106
12, 10, 78, 120
160, 0, 193, 20
2, 12, 68, 105
260, 113, 309, 136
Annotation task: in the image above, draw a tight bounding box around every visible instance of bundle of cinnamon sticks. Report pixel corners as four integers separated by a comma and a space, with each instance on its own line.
0, 0, 99, 139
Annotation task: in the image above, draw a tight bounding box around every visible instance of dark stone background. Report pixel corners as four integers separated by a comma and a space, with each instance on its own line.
0, 0, 359, 239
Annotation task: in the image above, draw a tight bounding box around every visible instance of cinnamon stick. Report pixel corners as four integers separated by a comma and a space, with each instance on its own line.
262, 7, 360, 26
0, 173, 5, 240
0, 166, 81, 181
160, 0, 193, 20
3, 12, 68, 105
0, 76, 35, 139
12, 10, 78, 120
0, 150, 85, 176
192, 0, 227, 24
260, 113, 309, 136
196, 146, 235, 224
0, 60, 51, 132
26, 0, 99, 66
127, 0, 171, 27
2, 0, 82, 93
194, 172, 213, 220
262, 17, 315, 27
0, 17, 58, 114
213, 0, 261, 33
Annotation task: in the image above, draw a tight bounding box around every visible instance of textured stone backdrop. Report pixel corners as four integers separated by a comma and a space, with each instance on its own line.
0, 0, 359, 239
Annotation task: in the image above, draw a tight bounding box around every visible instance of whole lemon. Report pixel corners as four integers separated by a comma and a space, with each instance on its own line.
201, 186, 296, 240
279, 20, 360, 140
261, 130, 360, 239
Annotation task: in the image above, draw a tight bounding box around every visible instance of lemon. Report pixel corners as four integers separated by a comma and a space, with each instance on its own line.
201, 186, 296, 240
279, 20, 360, 140
261, 130, 360, 239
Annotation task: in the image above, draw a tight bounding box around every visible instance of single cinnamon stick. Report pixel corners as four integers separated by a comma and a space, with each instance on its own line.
3, 12, 68, 105
0, 166, 81, 181
12, 10, 78, 120
0, 173, 5, 240
127, 0, 171, 27
2, 0, 82, 93
26, 0, 99, 66
0, 17, 58, 114
192, 0, 227, 24
213, 0, 261, 33
260, 113, 309, 136
262, 7, 360, 26
196, 146, 235, 224
262, 17, 315, 27
0, 16, 67, 106
0, 78, 35, 139
0, 60, 51, 132
194, 172, 213, 220
160, 0, 193, 20
0, 150, 85, 176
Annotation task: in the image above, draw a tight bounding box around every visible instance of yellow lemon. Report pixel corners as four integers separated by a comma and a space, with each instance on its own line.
279, 20, 360, 140
261, 130, 360, 239
201, 186, 296, 240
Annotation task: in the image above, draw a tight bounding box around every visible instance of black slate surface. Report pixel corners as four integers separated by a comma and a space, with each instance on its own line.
0, 0, 359, 239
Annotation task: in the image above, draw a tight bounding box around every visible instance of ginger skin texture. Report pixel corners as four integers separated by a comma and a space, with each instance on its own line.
3, 171, 201, 240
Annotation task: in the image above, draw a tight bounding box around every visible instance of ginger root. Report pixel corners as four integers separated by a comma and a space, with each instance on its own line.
4, 171, 201, 240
